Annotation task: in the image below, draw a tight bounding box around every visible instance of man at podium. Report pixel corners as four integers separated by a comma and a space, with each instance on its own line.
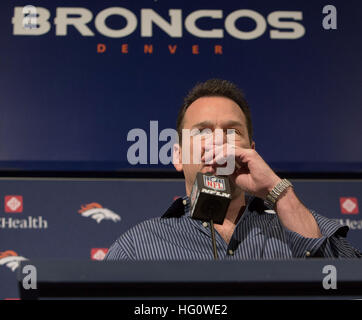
105, 79, 361, 260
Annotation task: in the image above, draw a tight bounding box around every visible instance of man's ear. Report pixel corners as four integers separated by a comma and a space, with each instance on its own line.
172, 143, 183, 172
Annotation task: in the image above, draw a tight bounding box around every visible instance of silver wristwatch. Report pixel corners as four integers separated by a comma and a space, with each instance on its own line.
264, 179, 293, 209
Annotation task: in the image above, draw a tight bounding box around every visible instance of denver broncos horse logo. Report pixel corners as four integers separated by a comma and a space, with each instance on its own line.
0, 250, 28, 272
78, 203, 121, 224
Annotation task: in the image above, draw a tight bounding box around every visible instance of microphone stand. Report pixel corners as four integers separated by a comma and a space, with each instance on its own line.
210, 219, 218, 260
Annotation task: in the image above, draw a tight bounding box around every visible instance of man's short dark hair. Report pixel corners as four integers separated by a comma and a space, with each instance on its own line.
176, 79, 253, 143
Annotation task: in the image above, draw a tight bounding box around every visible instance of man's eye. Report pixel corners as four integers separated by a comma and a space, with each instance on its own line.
190, 129, 200, 136
200, 130, 212, 136
191, 128, 212, 137
226, 129, 237, 135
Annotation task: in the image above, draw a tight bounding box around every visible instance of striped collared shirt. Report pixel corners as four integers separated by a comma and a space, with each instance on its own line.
105, 195, 361, 260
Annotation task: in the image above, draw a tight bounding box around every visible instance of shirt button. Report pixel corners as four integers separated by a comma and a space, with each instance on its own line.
228, 250, 234, 256
305, 251, 311, 257
202, 222, 208, 228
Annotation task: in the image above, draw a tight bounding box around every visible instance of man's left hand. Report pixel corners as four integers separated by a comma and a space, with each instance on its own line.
203, 144, 281, 199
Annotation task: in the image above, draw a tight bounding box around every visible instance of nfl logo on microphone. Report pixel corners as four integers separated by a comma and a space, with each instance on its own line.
203, 175, 226, 191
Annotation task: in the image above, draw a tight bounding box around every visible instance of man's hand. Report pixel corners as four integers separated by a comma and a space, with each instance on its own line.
203, 143, 281, 199
202, 143, 322, 239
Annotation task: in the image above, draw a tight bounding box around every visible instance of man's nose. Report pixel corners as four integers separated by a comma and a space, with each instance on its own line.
213, 129, 228, 145
201, 129, 227, 158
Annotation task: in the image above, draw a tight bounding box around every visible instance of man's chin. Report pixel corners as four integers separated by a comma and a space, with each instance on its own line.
201, 165, 233, 177
200, 165, 216, 174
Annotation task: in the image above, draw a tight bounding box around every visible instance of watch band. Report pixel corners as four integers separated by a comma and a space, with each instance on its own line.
264, 179, 293, 209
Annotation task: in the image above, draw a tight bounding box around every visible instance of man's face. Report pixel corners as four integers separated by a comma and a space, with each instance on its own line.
174, 96, 255, 196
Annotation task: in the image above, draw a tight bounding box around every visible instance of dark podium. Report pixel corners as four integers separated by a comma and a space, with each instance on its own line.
18, 260, 362, 299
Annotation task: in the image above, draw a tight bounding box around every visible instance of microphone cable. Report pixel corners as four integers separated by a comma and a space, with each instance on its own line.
210, 219, 218, 260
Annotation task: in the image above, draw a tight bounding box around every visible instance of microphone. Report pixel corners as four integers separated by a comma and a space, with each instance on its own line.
189, 172, 232, 224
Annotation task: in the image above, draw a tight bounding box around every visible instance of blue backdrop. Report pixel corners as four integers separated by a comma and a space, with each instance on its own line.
0, 0, 361, 172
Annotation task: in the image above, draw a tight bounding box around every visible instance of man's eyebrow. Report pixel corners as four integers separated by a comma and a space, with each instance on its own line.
222, 120, 244, 128
190, 120, 245, 130
191, 121, 214, 129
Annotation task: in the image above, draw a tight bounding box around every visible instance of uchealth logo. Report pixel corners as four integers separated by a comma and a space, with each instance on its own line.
1, 195, 48, 229
335, 218, 362, 230
336, 197, 362, 231
78, 203, 121, 223
4, 195, 23, 213
91, 248, 109, 261
0, 250, 28, 272
340, 197, 359, 215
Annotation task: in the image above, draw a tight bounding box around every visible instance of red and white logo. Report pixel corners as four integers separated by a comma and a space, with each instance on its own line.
340, 197, 359, 215
4, 196, 23, 213
203, 175, 225, 191
91, 248, 108, 261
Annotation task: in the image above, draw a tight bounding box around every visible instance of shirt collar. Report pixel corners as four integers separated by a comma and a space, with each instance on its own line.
161, 193, 266, 221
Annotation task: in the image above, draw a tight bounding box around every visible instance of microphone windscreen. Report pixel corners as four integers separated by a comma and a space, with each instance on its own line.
190, 172, 232, 224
